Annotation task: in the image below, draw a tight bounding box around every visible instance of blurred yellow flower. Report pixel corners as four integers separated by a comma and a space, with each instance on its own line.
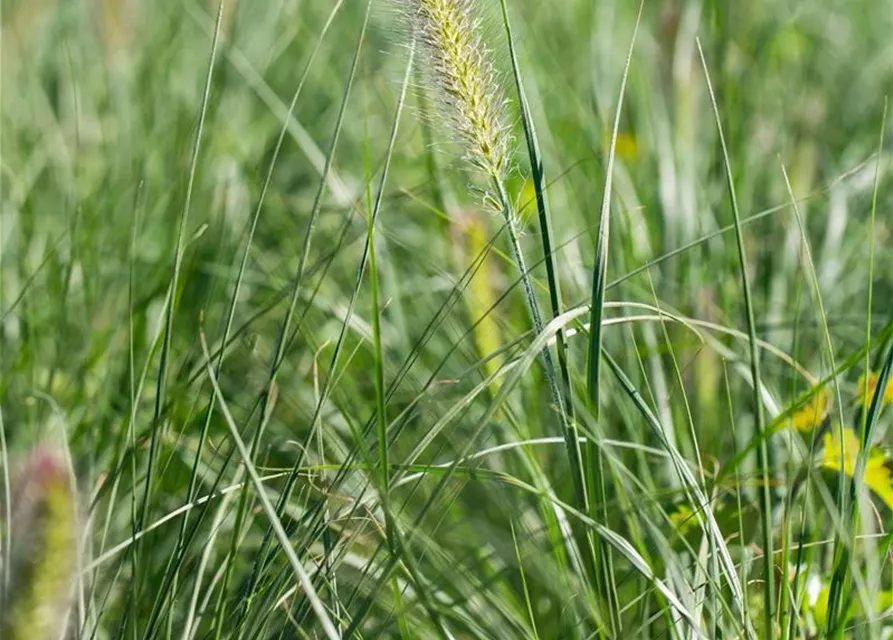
822, 427, 893, 509
790, 388, 829, 432
857, 371, 893, 406
668, 503, 696, 535
601, 131, 639, 160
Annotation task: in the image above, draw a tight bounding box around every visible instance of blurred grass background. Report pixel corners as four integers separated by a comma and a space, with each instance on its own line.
2, 0, 893, 637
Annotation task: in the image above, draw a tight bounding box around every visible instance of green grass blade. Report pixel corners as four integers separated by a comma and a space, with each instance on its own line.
825, 100, 888, 638
144, 2, 348, 633
580, 2, 643, 631
132, 4, 225, 632
697, 37, 774, 637
208, 3, 369, 632
199, 332, 341, 640
497, 0, 575, 430
586, 1, 642, 415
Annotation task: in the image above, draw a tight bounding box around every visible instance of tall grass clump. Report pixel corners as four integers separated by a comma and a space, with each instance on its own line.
400, 2, 624, 631
402, 0, 583, 495
402, 0, 604, 607
6, 0, 893, 637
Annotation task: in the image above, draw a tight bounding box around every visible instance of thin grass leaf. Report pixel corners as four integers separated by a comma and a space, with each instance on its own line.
496, 12, 595, 624
497, 0, 576, 445
601, 349, 750, 637
581, 3, 643, 631
150, 3, 348, 633
586, 0, 643, 415
361, 38, 455, 638
697, 38, 774, 637
826, 100, 889, 637
199, 332, 341, 640
228, 1, 371, 625
138, 0, 223, 524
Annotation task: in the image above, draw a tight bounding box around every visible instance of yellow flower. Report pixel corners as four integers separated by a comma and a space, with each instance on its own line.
822, 427, 893, 509
790, 388, 829, 432
668, 503, 696, 536
601, 131, 639, 160
857, 371, 893, 406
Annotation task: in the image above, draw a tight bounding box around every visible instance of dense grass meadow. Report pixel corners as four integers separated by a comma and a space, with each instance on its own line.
3, 0, 893, 637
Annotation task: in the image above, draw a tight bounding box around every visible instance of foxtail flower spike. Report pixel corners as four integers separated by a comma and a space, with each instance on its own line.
2, 446, 79, 640
407, 0, 511, 179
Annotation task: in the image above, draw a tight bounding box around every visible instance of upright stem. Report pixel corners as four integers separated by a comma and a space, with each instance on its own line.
493, 179, 589, 513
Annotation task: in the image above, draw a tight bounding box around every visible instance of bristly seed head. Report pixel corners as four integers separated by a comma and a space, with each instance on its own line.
406, 0, 511, 180
3, 446, 79, 640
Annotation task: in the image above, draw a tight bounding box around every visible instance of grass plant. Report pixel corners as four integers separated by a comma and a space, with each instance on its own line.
2, 0, 893, 637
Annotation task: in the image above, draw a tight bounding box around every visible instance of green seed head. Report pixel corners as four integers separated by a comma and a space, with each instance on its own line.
407, 0, 511, 179
3, 446, 79, 640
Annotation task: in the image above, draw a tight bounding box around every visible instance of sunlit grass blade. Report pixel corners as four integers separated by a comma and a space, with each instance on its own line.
825, 100, 888, 638
581, 2, 643, 632
361, 37, 454, 637
130, 4, 224, 633
497, 0, 575, 437
223, 2, 371, 626
141, 2, 348, 633
600, 348, 750, 636
697, 37, 775, 637
198, 332, 340, 640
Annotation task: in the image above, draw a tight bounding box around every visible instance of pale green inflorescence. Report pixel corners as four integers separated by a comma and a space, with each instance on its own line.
408, 0, 511, 180
2, 447, 79, 640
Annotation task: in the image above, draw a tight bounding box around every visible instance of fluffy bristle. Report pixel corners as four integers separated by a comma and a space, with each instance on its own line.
4, 447, 78, 640
407, 0, 511, 179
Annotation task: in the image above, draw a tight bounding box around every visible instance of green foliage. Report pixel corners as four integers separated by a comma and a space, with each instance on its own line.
2, 0, 893, 637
